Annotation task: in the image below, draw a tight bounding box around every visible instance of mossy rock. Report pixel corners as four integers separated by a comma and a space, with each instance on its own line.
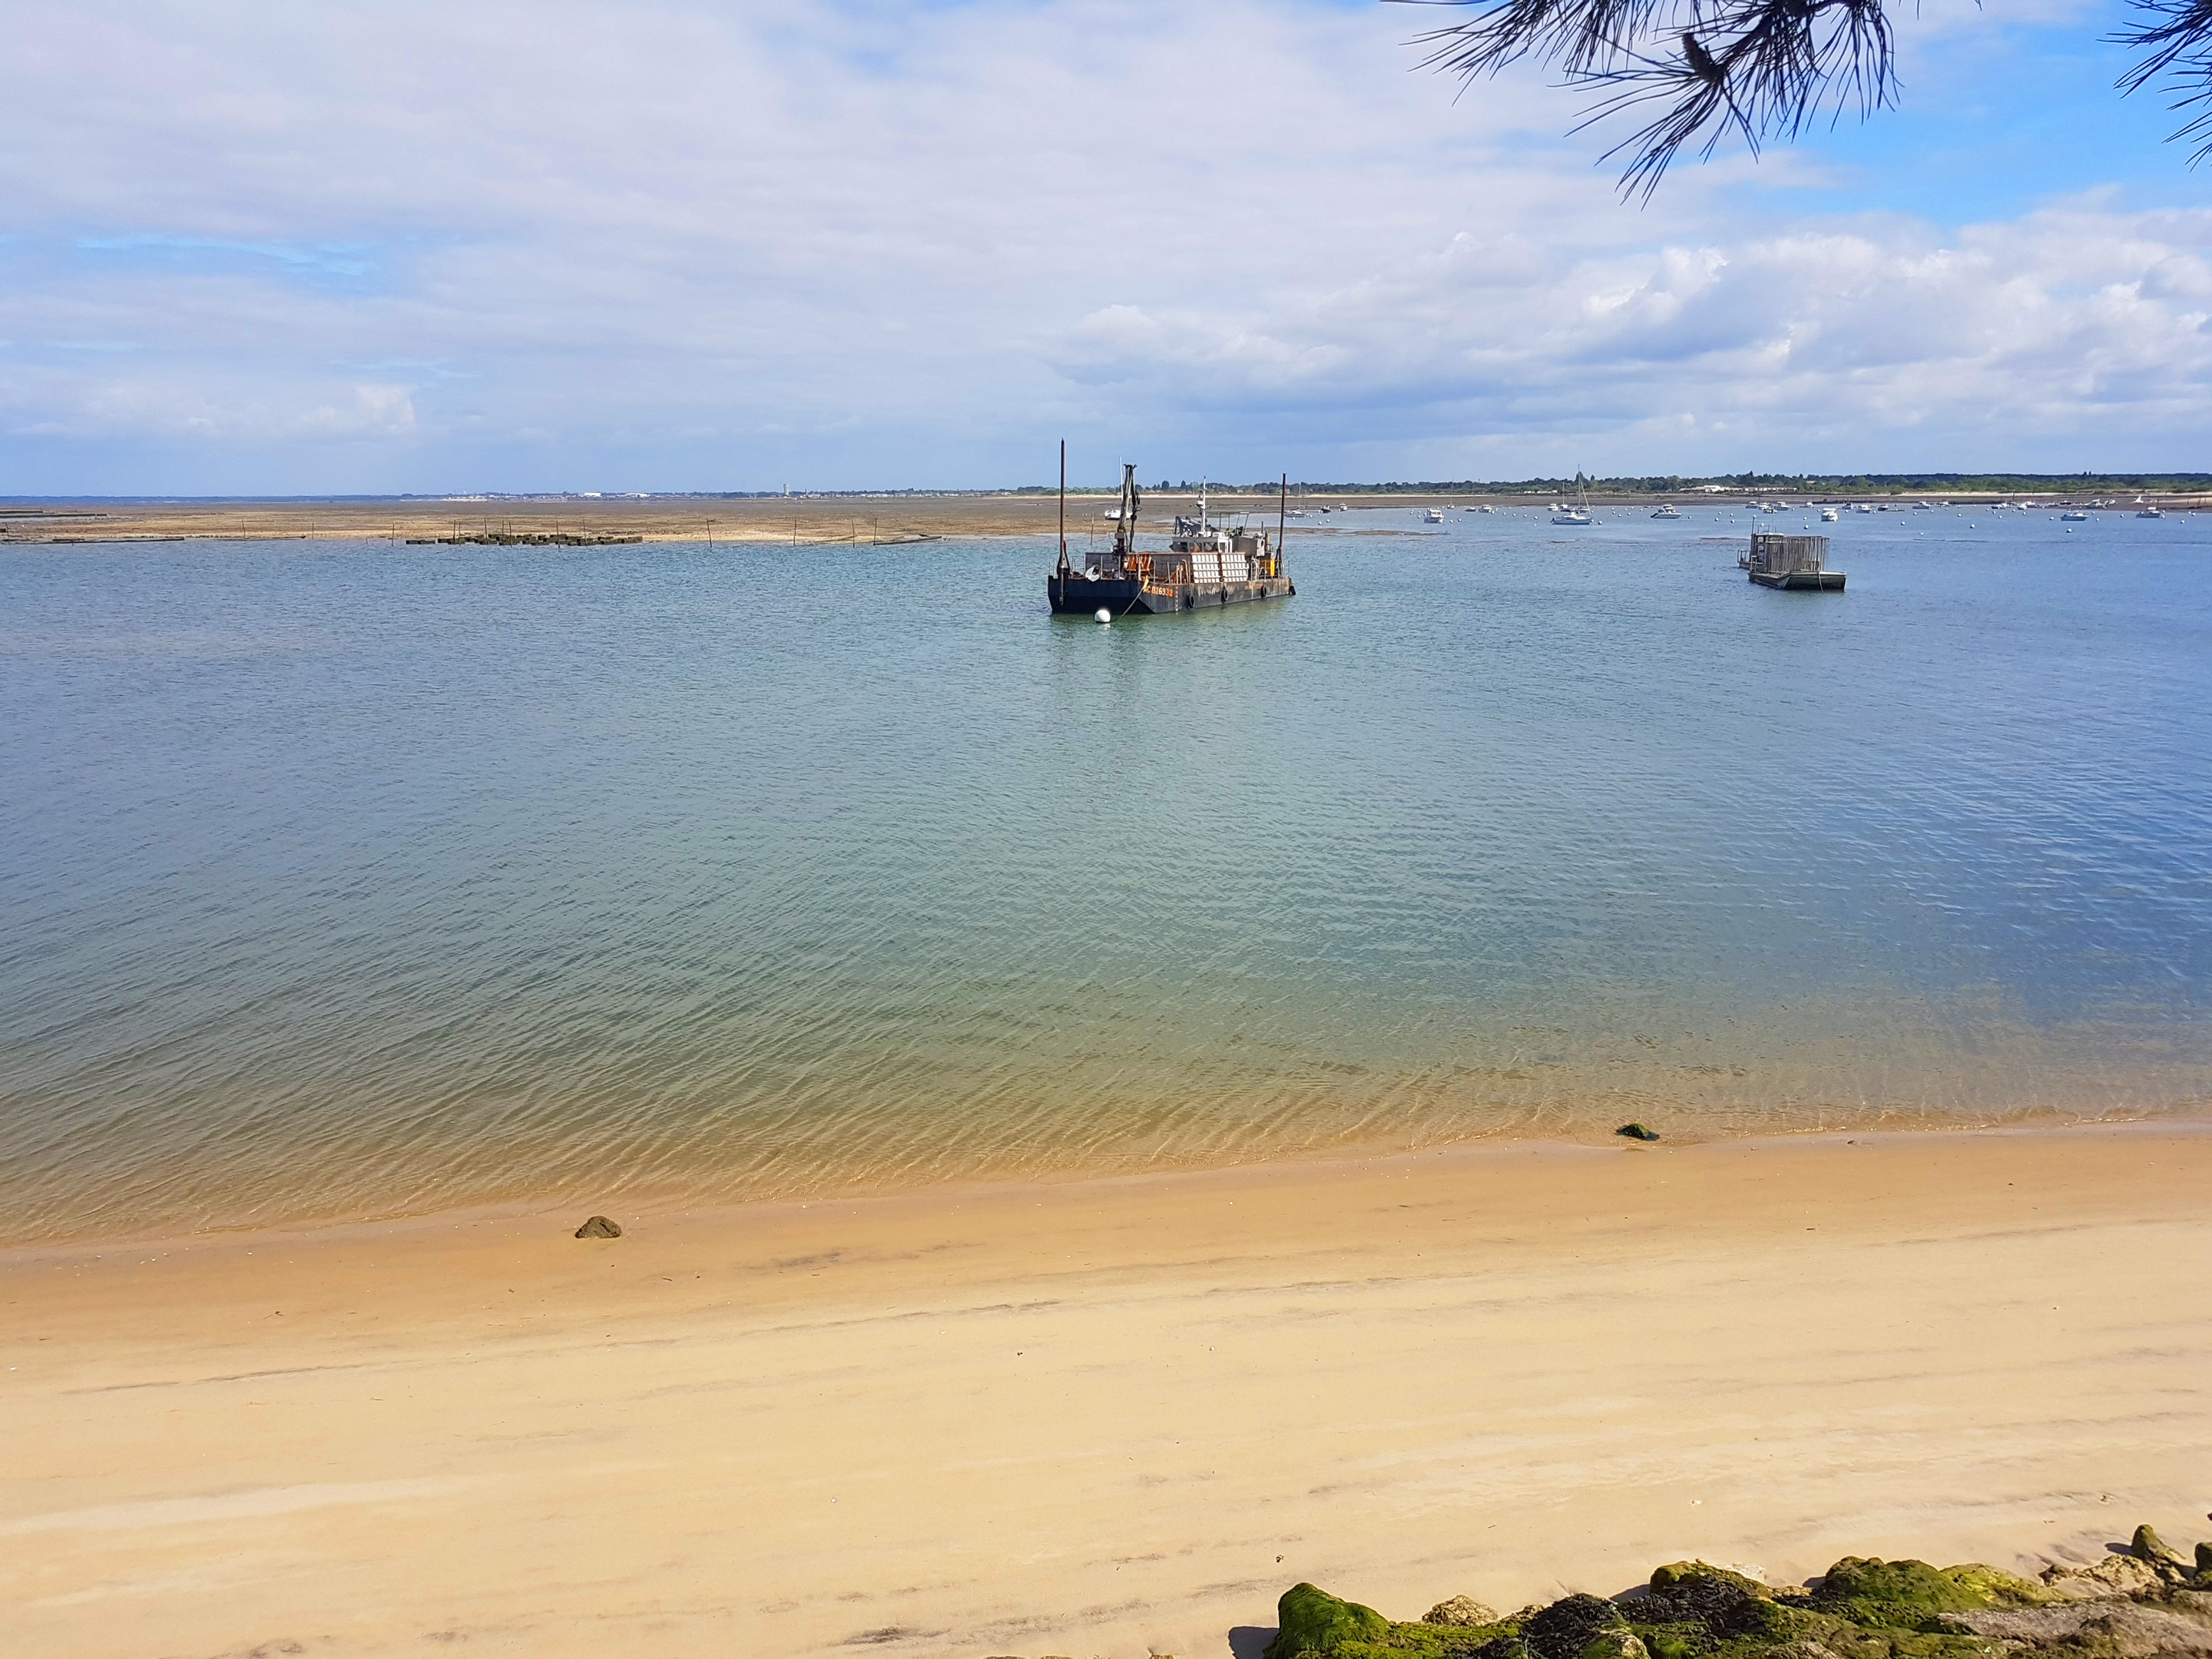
1264, 1584, 1524, 1658
2132, 1525, 2193, 1576
1266, 1584, 1395, 1657
1650, 1565, 1771, 1599
1527, 1594, 1632, 1659
1811, 1558, 2050, 1627
1428, 1598, 1504, 1628
1632, 1563, 1790, 1643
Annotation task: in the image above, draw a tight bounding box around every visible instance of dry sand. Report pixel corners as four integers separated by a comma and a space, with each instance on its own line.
5, 1122, 2210, 1659
0, 492, 1383, 546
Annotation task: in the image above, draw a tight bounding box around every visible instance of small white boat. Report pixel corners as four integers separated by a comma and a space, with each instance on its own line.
1424, 508, 1444, 524
2060, 510, 2089, 522
1821, 507, 1839, 522
1551, 508, 1591, 525
2137, 505, 2164, 518
1651, 504, 1683, 519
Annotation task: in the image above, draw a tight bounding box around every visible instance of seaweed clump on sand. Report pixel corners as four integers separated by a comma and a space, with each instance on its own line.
1258, 1525, 2212, 1659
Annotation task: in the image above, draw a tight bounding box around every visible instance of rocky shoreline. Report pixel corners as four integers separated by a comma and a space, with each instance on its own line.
1248, 1525, 2212, 1659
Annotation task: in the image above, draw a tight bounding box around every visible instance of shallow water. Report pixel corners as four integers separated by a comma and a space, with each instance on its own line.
3, 505, 2208, 1238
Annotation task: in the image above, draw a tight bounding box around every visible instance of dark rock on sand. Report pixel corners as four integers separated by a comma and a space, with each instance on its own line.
1640, 1561, 1788, 1641
1615, 1123, 1661, 1141
1525, 1594, 1633, 1659
574, 1215, 622, 1239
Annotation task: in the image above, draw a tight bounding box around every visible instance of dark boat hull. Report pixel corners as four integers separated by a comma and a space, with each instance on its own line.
1749, 570, 1846, 591
1048, 573, 1295, 614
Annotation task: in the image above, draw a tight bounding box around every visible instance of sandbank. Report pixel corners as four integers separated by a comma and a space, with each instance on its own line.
5, 1121, 2210, 1658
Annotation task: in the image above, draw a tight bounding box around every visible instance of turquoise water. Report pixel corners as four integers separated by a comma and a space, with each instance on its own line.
2, 506, 2208, 1238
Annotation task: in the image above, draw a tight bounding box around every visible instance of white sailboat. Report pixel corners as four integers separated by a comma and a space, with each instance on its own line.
1551, 474, 1592, 525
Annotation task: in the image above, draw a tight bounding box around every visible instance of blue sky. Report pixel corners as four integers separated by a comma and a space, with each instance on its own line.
2, 0, 2210, 492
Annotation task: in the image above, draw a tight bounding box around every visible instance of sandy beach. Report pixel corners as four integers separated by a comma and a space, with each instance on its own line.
0, 490, 1389, 547
5, 1122, 2210, 1659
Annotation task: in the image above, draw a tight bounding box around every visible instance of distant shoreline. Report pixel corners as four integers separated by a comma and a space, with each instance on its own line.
2, 488, 2207, 545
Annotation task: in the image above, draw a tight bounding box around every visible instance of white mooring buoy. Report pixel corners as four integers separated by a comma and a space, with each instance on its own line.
1094, 607, 1112, 624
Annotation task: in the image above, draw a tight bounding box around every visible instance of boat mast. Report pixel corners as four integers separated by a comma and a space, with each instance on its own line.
1058, 439, 1068, 576
1277, 472, 1286, 576
1114, 462, 1137, 560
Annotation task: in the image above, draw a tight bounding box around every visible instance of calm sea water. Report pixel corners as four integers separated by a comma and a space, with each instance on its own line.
3, 505, 2208, 1240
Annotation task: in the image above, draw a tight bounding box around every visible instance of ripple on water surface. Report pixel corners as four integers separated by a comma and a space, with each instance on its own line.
2, 511, 2208, 1238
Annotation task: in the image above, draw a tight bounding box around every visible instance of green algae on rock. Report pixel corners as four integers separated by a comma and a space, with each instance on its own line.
1259, 1528, 2212, 1659
1811, 1555, 2053, 1621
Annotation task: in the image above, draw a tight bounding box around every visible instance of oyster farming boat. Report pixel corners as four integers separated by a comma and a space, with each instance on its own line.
1048, 459, 1293, 618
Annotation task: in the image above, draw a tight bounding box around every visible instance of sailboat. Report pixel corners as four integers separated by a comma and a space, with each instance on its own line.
1551, 474, 1592, 526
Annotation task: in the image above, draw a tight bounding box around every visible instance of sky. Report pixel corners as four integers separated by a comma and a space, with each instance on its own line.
4, 0, 2212, 492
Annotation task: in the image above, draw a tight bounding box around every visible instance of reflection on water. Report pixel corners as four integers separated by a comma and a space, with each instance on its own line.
2, 508, 2207, 1238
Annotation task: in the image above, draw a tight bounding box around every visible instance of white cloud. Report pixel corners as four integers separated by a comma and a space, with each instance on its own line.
0, 0, 2206, 488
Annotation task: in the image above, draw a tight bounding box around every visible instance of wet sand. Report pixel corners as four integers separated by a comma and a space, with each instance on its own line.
5, 1122, 2210, 1658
